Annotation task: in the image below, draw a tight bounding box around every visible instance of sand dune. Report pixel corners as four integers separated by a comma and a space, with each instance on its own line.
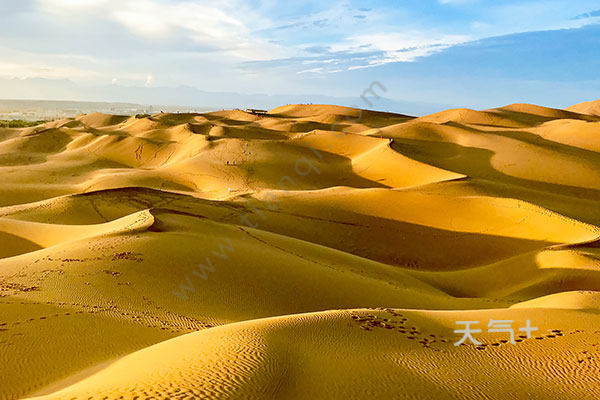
26, 308, 600, 400
567, 99, 600, 116
1, 102, 600, 399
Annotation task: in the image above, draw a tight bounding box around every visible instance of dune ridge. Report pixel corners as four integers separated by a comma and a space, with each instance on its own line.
1, 102, 600, 399
567, 99, 600, 116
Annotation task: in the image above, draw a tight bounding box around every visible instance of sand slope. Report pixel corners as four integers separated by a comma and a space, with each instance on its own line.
1, 102, 600, 399
567, 99, 600, 116
27, 308, 600, 400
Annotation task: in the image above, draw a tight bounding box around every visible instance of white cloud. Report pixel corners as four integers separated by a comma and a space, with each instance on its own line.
297, 67, 325, 74
112, 1, 242, 39
36, 0, 112, 16
35, 0, 287, 61
0, 60, 97, 80
438, 0, 477, 4
329, 32, 471, 69
0, 46, 101, 79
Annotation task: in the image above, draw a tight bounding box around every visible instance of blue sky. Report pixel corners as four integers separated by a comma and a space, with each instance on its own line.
0, 0, 599, 111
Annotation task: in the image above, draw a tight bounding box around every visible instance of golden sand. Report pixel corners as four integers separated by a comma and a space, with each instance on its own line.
0, 103, 599, 399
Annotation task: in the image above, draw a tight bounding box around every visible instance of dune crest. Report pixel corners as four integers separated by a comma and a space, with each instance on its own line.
567, 99, 600, 116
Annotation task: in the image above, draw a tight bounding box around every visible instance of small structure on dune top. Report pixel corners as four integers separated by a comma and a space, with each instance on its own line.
244, 108, 268, 116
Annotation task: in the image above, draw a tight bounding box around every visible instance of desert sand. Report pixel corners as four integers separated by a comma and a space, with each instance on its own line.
0, 102, 599, 399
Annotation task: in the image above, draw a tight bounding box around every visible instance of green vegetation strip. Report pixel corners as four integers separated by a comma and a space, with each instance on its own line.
0, 120, 47, 128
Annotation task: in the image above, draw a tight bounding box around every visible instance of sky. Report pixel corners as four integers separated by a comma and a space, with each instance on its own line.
0, 0, 599, 112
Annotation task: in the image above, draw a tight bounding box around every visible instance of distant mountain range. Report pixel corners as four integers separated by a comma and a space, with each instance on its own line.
0, 77, 450, 117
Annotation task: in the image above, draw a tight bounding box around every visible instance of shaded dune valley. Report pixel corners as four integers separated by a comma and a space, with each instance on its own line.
1, 100, 600, 399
